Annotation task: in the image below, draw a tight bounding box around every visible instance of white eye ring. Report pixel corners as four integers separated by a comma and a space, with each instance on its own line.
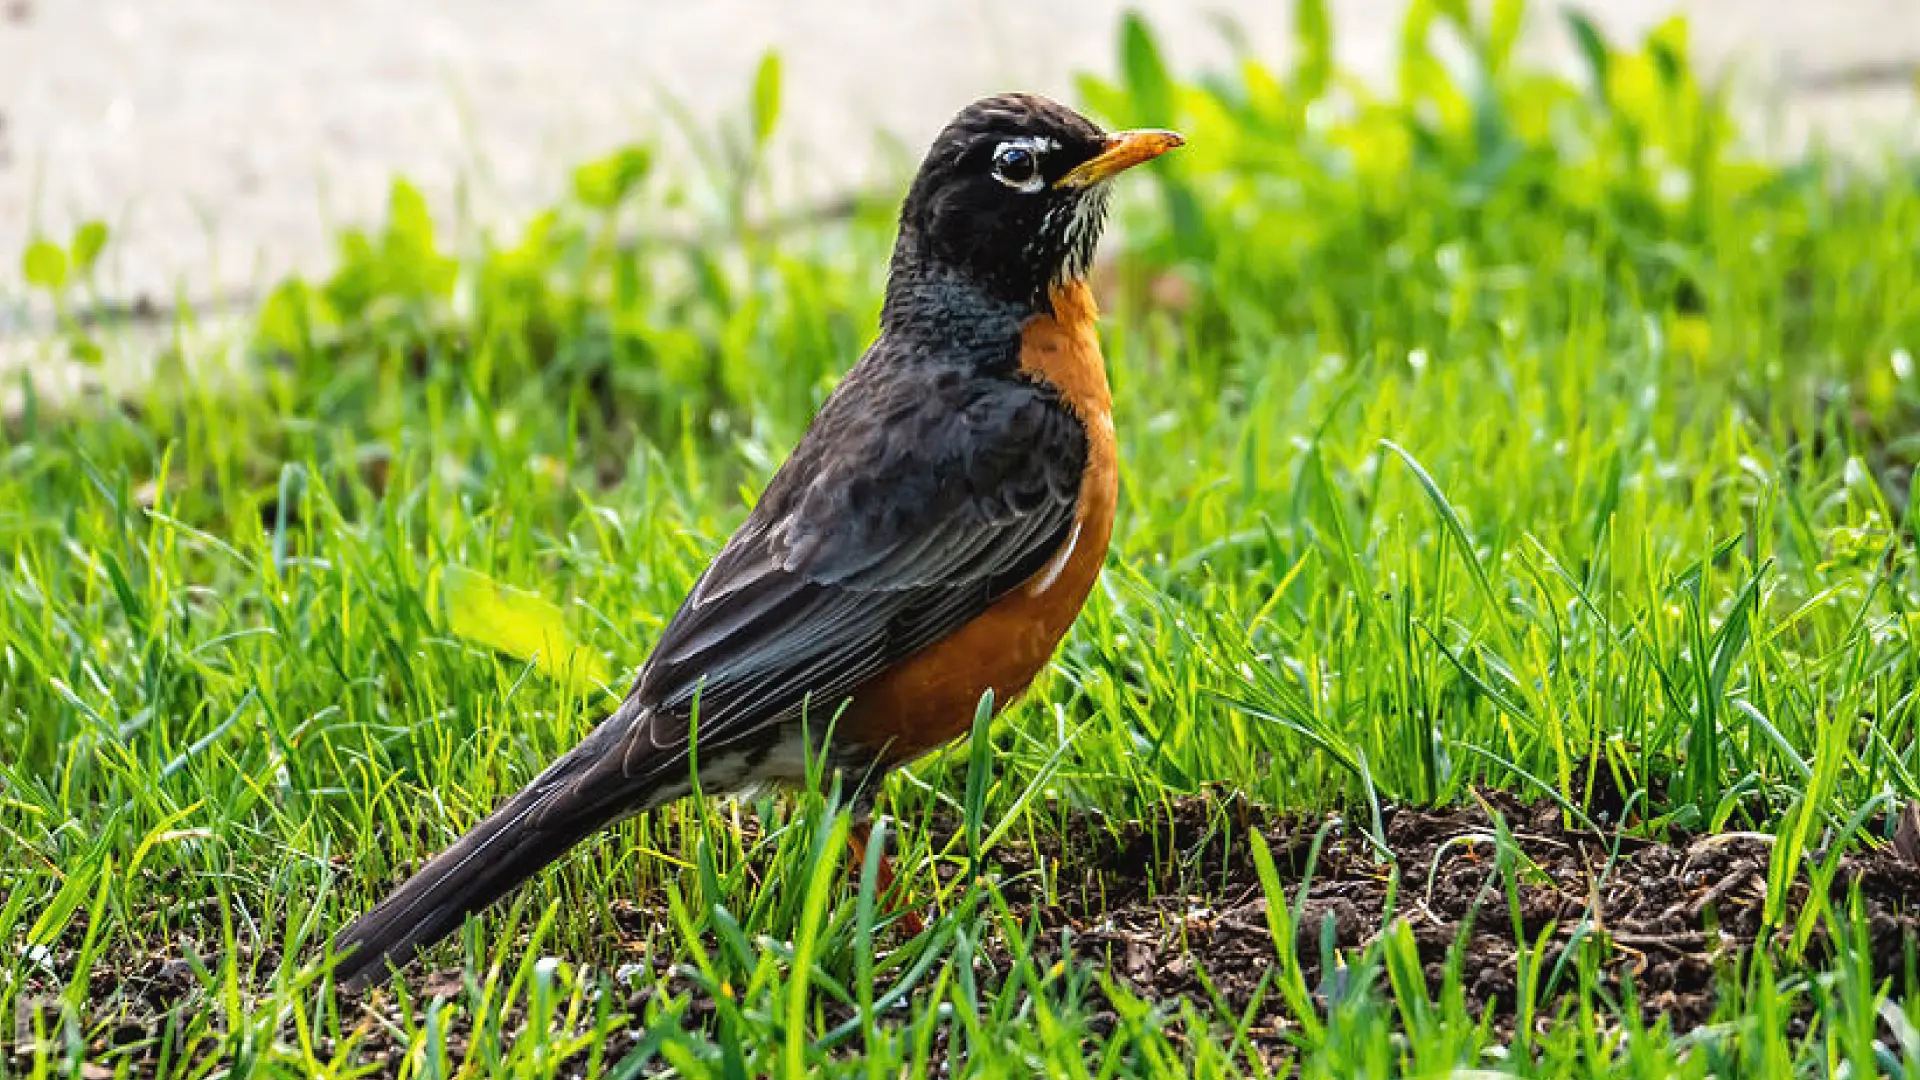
991, 139, 1048, 194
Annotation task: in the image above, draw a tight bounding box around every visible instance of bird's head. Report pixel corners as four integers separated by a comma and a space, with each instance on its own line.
887, 93, 1183, 318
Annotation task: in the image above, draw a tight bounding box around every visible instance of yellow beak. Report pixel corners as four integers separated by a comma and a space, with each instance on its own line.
1054, 129, 1186, 190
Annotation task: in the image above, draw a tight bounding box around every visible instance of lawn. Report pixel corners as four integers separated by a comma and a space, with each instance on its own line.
6, 3, 1920, 1076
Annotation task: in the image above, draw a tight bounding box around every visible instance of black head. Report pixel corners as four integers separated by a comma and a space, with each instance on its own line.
885, 93, 1182, 319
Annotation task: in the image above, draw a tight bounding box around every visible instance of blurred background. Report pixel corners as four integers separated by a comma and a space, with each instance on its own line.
2, 0, 1916, 306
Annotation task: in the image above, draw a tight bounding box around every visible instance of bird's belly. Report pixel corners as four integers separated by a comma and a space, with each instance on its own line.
836, 491, 1114, 765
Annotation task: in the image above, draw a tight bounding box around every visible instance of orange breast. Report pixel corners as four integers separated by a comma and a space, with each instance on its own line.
840, 280, 1118, 765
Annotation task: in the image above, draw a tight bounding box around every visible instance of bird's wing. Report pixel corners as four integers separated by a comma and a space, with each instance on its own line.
614, 359, 1090, 778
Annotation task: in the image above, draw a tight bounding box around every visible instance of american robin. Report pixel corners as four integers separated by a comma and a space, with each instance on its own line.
332, 92, 1182, 989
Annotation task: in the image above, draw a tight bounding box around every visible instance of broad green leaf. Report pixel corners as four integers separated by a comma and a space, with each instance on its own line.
1486, 0, 1525, 71
572, 145, 654, 211
1292, 0, 1332, 100
1647, 16, 1691, 90
1563, 8, 1612, 101
1119, 12, 1174, 126
72, 220, 110, 275
440, 564, 614, 699
750, 51, 783, 149
387, 177, 435, 252
22, 238, 67, 290
68, 334, 103, 366
257, 279, 316, 355
1397, 0, 1441, 100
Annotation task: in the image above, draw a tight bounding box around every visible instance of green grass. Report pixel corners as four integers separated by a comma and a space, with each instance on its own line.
6, 1, 1920, 1075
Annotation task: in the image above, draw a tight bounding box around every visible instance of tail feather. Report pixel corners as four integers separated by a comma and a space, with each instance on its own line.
332, 714, 658, 990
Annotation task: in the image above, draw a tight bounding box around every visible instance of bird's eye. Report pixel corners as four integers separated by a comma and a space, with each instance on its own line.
990, 141, 1044, 193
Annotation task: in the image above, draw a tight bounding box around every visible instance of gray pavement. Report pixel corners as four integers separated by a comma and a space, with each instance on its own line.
1, 1, 1917, 313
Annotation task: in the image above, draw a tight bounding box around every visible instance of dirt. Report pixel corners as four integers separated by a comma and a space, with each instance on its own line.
968, 790, 1918, 1046
8, 790, 1918, 1076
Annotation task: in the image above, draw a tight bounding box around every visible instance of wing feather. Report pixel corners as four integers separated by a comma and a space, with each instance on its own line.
618, 356, 1089, 781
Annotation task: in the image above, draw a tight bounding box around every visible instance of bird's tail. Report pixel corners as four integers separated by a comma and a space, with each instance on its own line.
330, 708, 665, 990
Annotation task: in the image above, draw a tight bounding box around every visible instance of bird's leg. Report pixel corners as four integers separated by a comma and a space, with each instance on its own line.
847, 817, 926, 935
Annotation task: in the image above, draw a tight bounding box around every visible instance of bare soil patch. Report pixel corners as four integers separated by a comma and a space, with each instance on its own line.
975, 789, 1918, 1044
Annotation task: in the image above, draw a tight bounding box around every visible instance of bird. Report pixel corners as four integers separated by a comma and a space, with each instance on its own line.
331, 92, 1182, 989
